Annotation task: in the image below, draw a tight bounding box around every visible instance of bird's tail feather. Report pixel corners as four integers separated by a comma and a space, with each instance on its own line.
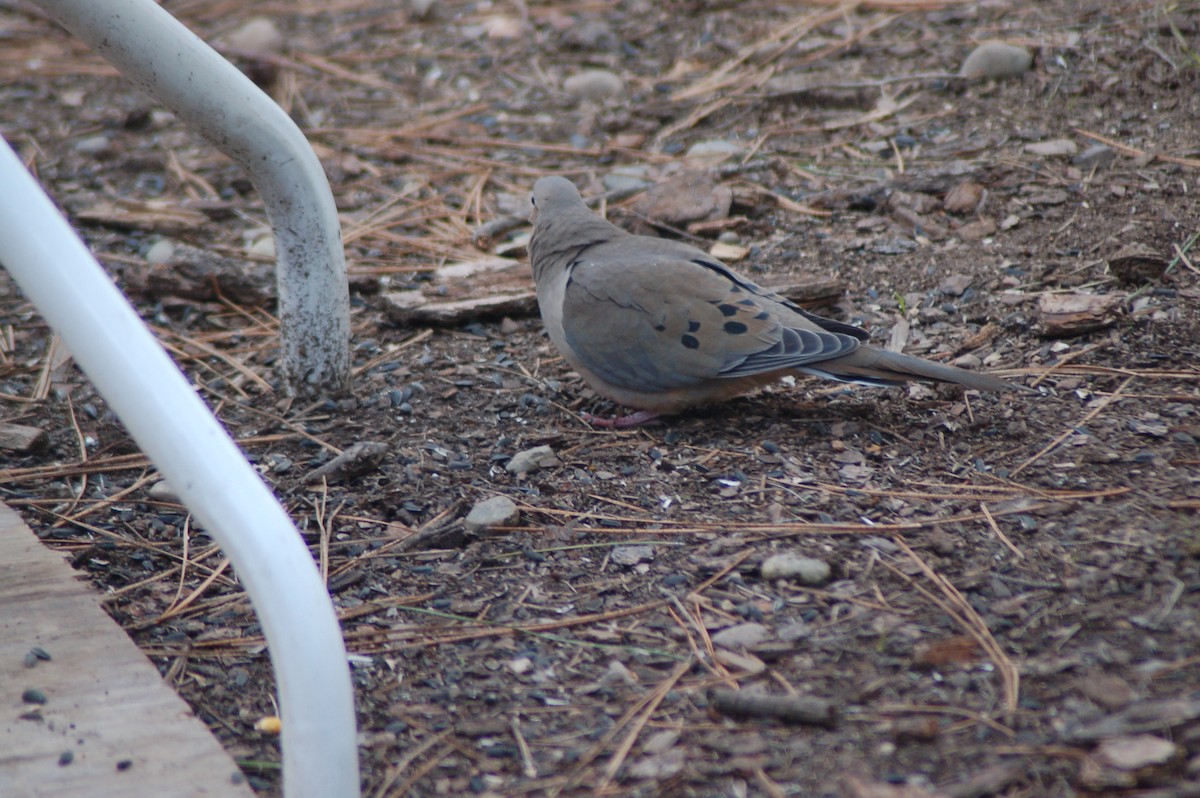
801, 346, 1016, 392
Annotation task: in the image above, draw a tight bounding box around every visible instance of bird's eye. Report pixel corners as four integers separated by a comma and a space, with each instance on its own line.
531, 196, 537, 206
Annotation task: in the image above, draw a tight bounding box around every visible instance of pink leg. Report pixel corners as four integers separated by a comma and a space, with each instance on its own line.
581, 409, 663, 429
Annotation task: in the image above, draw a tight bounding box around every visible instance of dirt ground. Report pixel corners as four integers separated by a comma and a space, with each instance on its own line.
2, 1, 1200, 796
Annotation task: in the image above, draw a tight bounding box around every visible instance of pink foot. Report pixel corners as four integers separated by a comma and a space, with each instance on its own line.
581, 409, 662, 429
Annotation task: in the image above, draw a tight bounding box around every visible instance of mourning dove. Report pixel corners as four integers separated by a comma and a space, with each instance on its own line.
528, 176, 1016, 427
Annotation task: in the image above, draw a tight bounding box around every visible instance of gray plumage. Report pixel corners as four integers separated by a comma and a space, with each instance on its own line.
528, 176, 1014, 421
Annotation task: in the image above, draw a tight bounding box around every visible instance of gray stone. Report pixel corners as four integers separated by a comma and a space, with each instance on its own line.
226, 17, 285, 55
148, 479, 181, 504
684, 139, 741, 166
938, 274, 973, 296
562, 18, 615, 50
711, 622, 770, 650
563, 70, 624, 103
960, 41, 1033, 80
464, 495, 519, 533
145, 238, 176, 264
248, 235, 276, 258
953, 353, 982, 369
1025, 139, 1078, 157
603, 171, 651, 193
611, 545, 655, 566
760, 553, 831, 585
505, 445, 560, 475
74, 135, 111, 156
408, 0, 442, 20
1073, 144, 1116, 170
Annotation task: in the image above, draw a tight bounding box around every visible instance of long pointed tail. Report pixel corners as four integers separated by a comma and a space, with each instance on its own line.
800, 345, 1016, 392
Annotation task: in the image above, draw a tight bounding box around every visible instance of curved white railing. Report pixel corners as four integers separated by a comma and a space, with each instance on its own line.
32, 0, 351, 397
0, 139, 360, 797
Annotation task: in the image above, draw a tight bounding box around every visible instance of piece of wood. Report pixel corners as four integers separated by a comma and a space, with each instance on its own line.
303, 440, 389, 484
123, 242, 276, 306
709, 688, 837, 727
0, 422, 48, 453
0, 502, 255, 798
382, 290, 539, 326
73, 198, 210, 233
1038, 292, 1120, 337
1108, 245, 1168, 285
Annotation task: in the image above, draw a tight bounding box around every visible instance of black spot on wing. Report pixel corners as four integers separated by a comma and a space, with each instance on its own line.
724, 321, 748, 335
654, 323, 666, 332
687, 320, 701, 332
717, 303, 739, 317
754, 311, 771, 320
681, 334, 700, 349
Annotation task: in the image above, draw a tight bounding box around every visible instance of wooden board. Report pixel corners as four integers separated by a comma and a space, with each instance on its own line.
0, 502, 256, 798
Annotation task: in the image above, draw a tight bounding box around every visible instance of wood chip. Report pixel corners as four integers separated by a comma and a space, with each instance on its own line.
708, 240, 749, 261
633, 170, 732, 228
381, 290, 538, 326
303, 441, 389, 484
1109, 245, 1168, 285
1038, 293, 1120, 338
0, 423, 47, 453
124, 243, 275, 305
74, 198, 210, 233
709, 689, 836, 727
1066, 698, 1200, 743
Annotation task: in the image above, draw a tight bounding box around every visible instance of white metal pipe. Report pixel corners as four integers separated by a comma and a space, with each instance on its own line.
0, 138, 360, 798
31, 0, 350, 397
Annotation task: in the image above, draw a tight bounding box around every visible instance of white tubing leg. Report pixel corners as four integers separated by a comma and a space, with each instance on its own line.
0, 138, 360, 798
32, 0, 350, 397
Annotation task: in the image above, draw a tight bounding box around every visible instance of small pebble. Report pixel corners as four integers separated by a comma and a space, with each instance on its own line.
248, 235, 276, 258
74, 135, 111, 156
709, 240, 749, 262
23, 651, 38, 668
1073, 144, 1116, 170
953, 353, 982, 369
563, 69, 624, 103
59, 750, 74, 766
602, 172, 651, 193
148, 479, 181, 504
22, 688, 47, 704
938, 274, 972, 297
611, 544, 655, 566
960, 41, 1033, 80
760, 553, 831, 585
561, 18, 615, 50
116, 759, 134, 771
464, 495, 519, 533
144, 238, 176, 264
943, 181, 985, 215
862, 537, 900, 554
505, 445, 559, 475
408, 0, 441, 20
481, 14, 523, 40
684, 139, 741, 166
1025, 139, 1078, 157
711, 622, 770, 650
226, 17, 285, 55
